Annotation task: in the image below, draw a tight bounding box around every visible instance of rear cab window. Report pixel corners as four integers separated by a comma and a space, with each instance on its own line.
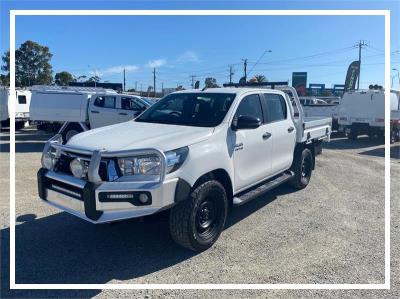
18, 95, 27, 104
94, 96, 116, 109
263, 93, 287, 123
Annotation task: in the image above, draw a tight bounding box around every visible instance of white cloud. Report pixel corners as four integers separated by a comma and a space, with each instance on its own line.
146, 59, 167, 68
177, 51, 200, 63
89, 65, 139, 77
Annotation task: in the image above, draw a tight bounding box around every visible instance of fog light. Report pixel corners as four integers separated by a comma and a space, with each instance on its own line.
106, 193, 134, 199
42, 153, 54, 170
70, 158, 87, 178
138, 193, 149, 204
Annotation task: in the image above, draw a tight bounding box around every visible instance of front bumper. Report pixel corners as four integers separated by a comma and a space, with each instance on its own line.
38, 168, 180, 224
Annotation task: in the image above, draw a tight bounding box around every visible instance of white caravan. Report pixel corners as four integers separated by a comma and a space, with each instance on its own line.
30, 86, 153, 142
338, 89, 399, 142
0, 87, 31, 130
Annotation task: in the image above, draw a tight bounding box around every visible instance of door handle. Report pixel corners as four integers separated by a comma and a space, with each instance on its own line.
91, 110, 99, 114
262, 132, 272, 140
119, 112, 128, 116
288, 126, 294, 133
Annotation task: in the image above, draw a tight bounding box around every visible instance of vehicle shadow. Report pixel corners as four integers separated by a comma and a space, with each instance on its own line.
0, 128, 51, 153
1, 184, 291, 289
359, 145, 400, 159
323, 136, 383, 150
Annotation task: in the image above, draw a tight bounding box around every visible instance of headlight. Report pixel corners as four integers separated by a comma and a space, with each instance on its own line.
165, 146, 189, 174
118, 155, 162, 176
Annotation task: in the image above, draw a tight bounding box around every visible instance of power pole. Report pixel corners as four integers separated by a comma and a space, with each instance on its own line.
242, 59, 248, 82
229, 65, 234, 84
162, 82, 164, 96
135, 81, 137, 91
123, 68, 126, 92
153, 68, 156, 97
190, 75, 196, 89
356, 40, 367, 90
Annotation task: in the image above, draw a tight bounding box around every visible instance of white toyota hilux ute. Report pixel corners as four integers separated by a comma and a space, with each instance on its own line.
38, 87, 331, 251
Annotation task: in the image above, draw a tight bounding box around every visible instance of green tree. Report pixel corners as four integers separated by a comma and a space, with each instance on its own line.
204, 77, 219, 88
1, 40, 53, 87
87, 75, 101, 83
0, 74, 9, 86
253, 74, 267, 83
55, 71, 75, 86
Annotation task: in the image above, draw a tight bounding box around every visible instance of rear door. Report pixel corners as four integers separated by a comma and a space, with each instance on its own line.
231, 93, 273, 192
89, 95, 117, 128
261, 93, 296, 175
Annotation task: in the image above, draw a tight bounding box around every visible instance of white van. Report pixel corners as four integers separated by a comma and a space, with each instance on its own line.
0, 87, 31, 130
30, 86, 153, 142
338, 89, 399, 141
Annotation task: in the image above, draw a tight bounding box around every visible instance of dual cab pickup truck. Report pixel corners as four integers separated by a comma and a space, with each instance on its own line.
30, 86, 154, 142
38, 87, 331, 251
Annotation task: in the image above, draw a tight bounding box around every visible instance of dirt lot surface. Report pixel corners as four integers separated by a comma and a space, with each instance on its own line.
0, 127, 399, 298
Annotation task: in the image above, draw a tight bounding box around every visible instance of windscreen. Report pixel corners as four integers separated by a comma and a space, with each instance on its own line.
136, 92, 236, 127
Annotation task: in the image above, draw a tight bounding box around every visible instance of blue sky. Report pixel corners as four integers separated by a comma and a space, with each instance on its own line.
1, 1, 399, 90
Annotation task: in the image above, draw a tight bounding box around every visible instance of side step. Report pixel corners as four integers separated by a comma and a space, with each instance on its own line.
233, 171, 294, 206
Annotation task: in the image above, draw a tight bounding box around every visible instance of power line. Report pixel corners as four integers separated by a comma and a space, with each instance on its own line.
247, 49, 272, 77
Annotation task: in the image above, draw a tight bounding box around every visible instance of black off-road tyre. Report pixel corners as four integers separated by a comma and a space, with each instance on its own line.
289, 148, 313, 190
169, 180, 228, 252
61, 123, 83, 143
348, 130, 358, 141
15, 122, 25, 130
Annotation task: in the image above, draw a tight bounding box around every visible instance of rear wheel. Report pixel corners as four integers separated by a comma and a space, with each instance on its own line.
61, 123, 83, 143
348, 130, 358, 140
289, 147, 313, 190
15, 122, 25, 130
169, 180, 228, 252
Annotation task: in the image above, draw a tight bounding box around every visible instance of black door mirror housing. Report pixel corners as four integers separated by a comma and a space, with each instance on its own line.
232, 115, 262, 131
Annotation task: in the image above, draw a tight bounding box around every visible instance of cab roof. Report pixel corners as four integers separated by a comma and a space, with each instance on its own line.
173, 87, 281, 96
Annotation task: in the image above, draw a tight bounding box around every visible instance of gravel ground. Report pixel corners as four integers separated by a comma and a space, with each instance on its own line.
0, 127, 399, 298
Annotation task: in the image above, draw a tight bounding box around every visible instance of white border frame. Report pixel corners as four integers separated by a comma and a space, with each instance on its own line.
9, 9, 391, 290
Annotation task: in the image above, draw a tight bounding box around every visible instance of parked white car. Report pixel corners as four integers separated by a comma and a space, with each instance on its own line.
38, 87, 331, 251
30, 86, 153, 142
0, 87, 31, 130
338, 89, 399, 141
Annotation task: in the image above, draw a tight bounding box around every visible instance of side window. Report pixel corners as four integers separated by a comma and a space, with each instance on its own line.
17, 95, 27, 104
234, 94, 263, 121
94, 96, 115, 109
264, 94, 287, 122
121, 97, 140, 110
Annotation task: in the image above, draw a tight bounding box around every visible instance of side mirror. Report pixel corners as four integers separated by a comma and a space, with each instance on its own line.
232, 115, 262, 131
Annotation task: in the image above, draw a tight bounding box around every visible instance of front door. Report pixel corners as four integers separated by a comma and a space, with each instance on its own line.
118, 96, 145, 122
231, 94, 273, 192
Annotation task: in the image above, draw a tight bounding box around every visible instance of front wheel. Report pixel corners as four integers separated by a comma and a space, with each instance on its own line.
169, 180, 228, 252
289, 147, 313, 190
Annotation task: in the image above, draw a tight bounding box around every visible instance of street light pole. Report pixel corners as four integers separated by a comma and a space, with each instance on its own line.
393, 68, 400, 88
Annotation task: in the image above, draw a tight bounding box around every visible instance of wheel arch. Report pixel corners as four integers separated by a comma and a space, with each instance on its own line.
191, 168, 233, 208
293, 142, 316, 170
